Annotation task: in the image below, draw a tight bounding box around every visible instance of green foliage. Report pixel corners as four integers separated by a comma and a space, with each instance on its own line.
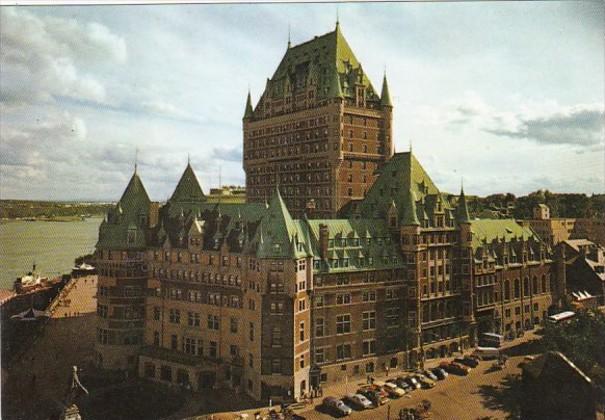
468, 191, 604, 219
542, 309, 605, 386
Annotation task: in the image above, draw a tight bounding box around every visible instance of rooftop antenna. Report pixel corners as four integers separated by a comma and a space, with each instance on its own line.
336, 6, 340, 27
187, 153, 191, 165
287, 23, 291, 48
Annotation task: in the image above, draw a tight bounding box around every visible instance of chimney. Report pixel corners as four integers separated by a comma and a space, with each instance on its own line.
319, 224, 329, 259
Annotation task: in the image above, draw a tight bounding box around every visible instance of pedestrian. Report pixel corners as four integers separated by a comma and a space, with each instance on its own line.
367, 374, 370, 384
386, 366, 390, 377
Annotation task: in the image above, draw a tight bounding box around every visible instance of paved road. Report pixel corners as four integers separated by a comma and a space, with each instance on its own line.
296, 356, 526, 420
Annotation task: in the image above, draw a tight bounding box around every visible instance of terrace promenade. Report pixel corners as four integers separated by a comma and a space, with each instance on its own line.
1, 275, 97, 420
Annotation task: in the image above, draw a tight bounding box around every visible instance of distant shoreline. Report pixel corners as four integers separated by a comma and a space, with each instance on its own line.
1, 216, 103, 223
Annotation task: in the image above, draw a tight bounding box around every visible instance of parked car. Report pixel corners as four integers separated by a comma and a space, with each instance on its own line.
472, 346, 501, 360
322, 397, 352, 417
375, 380, 406, 398
357, 387, 387, 407
455, 356, 479, 368
421, 369, 438, 381
343, 393, 373, 410
390, 377, 412, 392
430, 367, 448, 380
404, 375, 422, 390
440, 361, 470, 375
413, 373, 436, 389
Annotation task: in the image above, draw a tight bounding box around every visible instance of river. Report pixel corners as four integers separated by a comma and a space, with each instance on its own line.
0, 217, 102, 290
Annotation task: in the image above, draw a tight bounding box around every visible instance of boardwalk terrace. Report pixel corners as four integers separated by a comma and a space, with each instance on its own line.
95, 148, 557, 402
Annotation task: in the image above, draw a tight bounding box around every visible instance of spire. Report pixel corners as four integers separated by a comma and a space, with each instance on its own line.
336, 6, 340, 28
287, 24, 291, 49
380, 72, 393, 107
456, 183, 471, 223
243, 90, 253, 120
402, 189, 420, 226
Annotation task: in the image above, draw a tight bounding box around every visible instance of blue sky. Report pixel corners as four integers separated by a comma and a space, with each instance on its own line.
1, 2, 603, 201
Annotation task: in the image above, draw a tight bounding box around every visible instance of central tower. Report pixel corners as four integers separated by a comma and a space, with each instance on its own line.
243, 23, 394, 218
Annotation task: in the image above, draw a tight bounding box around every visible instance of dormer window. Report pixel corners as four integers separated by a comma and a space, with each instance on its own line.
127, 228, 136, 244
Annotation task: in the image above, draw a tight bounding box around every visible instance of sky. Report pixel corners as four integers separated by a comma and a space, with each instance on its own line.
1, 1, 604, 201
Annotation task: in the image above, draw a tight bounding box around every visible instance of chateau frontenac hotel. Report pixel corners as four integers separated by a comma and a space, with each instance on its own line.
94, 24, 557, 401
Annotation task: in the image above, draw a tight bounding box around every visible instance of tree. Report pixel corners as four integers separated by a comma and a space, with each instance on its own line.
542, 309, 605, 387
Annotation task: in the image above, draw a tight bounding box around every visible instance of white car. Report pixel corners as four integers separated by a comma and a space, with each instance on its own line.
378, 381, 406, 398
344, 393, 373, 409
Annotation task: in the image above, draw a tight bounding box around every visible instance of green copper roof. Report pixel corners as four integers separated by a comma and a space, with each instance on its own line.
96, 170, 151, 250
264, 24, 379, 101
327, 65, 343, 99
402, 189, 420, 225
469, 219, 536, 250
356, 152, 450, 223
169, 163, 206, 204
305, 218, 404, 272
244, 91, 253, 119
254, 187, 311, 259
380, 74, 393, 107
455, 187, 471, 223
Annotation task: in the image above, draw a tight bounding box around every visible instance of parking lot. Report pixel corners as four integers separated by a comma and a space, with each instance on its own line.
296, 355, 527, 420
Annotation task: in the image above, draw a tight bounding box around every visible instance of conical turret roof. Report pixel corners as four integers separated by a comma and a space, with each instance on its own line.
170, 163, 205, 204
380, 73, 393, 107
244, 91, 253, 119
456, 186, 471, 223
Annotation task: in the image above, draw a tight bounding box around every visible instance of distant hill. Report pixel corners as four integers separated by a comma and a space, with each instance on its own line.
0, 200, 114, 220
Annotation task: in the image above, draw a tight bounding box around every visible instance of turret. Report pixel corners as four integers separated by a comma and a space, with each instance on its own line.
380, 73, 393, 108
243, 90, 253, 120
456, 185, 471, 224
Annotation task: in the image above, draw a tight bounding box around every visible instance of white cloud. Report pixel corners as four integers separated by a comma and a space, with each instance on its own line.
0, 8, 126, 108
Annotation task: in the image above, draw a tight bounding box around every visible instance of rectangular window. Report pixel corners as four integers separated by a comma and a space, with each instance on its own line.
171, 334, 178, 350
315, 318, 325, 337
188, 312, 200, 327
298, 299, 306, 312
249, 322, 255, 341
362, 291, 376, 302
209, 341, 218, 358
169, 309, 180, 324
271, 326, 282, 347
299, 321, 305, 342
362, 311, 376, 331
336, 344, 352, 360
315, 348, 325, 364
336, 294, 351, 305
363, 339, 377, 356
230, 317, 238, 333
207, 315, 219, 330
336, 314, 351, 334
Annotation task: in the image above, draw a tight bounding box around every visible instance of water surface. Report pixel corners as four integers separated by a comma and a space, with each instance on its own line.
0, 218, 102, 289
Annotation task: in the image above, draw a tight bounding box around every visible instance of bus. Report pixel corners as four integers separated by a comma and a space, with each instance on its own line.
479, 332, 504, 348
546, 311, 575, 324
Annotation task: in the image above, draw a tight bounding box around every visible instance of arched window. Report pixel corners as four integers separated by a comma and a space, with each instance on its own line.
532, 276, 538, 294
504, 280, 511, 301
514, 279, 521, 299
541, 275, 547, 293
